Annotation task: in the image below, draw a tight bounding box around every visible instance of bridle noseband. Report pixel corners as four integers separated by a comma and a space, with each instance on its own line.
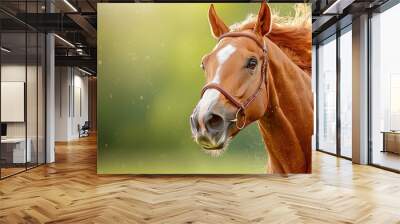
200, 32, 269, 130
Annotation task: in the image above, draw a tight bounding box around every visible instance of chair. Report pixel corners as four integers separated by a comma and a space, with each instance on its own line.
79, 121, 90, 138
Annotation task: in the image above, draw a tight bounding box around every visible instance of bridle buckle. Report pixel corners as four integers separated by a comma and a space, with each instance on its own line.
235, 107, 246, 130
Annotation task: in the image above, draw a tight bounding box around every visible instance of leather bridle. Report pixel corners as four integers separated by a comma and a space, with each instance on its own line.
200, 32, 269, 130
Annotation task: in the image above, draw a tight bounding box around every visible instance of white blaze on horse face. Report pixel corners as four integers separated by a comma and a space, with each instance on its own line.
211, 44, 236, 84
217, 44, 236, 64
198, 44, 237, 130
197, 89, 220, 132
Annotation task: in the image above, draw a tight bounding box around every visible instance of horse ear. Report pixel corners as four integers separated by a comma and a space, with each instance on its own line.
208, 4, 229, 39
254, 2, 272, 36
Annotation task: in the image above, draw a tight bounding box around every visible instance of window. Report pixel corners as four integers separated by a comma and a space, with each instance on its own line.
340, 27, 352, 158
371, 3, 400, 171
0, 2, 46, 179
312, 45, 317, 150
317, 36, 337, 154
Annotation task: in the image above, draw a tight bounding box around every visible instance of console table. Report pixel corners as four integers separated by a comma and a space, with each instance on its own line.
382, 131, 400, 154
1, 138, 32, 164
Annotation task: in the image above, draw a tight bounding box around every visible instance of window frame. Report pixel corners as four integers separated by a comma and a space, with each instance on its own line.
314, 24, 353, 161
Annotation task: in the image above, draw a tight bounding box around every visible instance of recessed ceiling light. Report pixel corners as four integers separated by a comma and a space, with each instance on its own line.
78, 67, 93, 76
63, 0, 78, 12
323, 0, 354, 15
1, 47, 11, 53
54, 34, 75, 48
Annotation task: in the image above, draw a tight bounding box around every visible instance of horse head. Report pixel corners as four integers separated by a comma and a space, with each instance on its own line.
190, 2, 272, 156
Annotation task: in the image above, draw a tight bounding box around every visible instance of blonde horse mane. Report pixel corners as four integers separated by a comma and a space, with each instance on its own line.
229, 4, 312, 75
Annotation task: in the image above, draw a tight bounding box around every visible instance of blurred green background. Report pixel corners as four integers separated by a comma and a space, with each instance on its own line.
98, 3, 297, 174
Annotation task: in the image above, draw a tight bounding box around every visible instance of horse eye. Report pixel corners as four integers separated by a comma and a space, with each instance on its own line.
200, 62, 205, 70
246, 57, 258, 70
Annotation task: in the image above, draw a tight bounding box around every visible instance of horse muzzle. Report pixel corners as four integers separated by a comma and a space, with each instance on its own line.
190, 110, 233, 150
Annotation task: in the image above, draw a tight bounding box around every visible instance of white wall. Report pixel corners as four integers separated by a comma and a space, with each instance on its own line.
1, 64, 26, 81
1, 63, 46, 164
55, 67, 89, 141
1, 82, 25, 122
1, 65, 37, 138
55, 66, 70, 141
72, 73, 89, 138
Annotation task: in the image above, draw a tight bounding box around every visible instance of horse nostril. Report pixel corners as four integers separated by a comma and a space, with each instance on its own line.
190, 115, 200, 133
205, 113, 224, 131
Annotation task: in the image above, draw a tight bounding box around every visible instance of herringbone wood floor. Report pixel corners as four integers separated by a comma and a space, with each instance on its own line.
1, 135, 400, 224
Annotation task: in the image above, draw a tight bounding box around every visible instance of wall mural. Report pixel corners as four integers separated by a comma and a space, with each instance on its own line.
98, 3, 312, 174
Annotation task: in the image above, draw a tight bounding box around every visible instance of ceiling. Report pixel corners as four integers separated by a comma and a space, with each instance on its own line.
0, 0, 394, 74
